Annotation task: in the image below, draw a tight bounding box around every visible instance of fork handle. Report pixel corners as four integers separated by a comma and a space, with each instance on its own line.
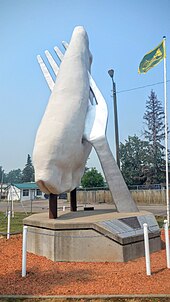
92, 137, 139, 213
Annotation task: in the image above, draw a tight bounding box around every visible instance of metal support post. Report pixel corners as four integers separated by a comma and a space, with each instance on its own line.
70, 188, 77, 211
49, 194, 58, 218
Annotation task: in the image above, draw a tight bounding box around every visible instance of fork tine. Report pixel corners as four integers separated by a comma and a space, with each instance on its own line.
88, 72, 107, 111
54, 46, 64, 61
37, 55, 54, 91
89, 89, 97, 105
62, 41, 69, 49
45, 50, 59, 76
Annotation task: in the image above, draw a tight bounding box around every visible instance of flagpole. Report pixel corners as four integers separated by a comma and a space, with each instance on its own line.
163, 36, 169, 225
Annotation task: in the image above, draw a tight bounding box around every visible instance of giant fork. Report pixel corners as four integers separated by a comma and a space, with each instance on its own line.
37, 42, 138, 213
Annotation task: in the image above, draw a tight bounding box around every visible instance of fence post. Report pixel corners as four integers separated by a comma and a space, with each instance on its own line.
84, 189, 86, 204
143, 223, 151, 275
164, 219, 170, 268
22, 225, 28, 277
7, 210, 11, 239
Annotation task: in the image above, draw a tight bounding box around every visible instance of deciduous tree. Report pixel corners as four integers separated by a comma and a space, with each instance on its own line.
81, 167, 104, 188
5, 169, 22, 183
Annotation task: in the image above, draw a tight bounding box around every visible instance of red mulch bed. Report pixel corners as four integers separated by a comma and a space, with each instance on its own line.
0, 231, 170, 296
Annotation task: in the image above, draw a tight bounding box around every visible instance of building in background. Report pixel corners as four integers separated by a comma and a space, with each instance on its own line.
7, 182, 45, 202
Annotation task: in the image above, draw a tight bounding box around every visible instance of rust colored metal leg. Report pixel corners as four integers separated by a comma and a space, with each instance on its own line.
49, 194, 58, 219
70, 188, 77, 211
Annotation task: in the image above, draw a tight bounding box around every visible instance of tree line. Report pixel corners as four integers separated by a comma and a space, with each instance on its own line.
0, 154, 34, 184
0, 90, 167, 188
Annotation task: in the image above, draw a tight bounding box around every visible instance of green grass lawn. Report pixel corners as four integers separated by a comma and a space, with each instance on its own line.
0, 211, 31, 235
155, 215, 166, 228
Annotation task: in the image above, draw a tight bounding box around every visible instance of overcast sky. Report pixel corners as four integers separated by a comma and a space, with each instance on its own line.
0, 0, 170, 173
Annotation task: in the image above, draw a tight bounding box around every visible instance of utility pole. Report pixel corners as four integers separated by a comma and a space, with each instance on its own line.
108, 69, 120, 168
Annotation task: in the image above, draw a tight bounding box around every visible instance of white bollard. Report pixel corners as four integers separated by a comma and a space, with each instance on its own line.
22, 225, 28, 277
63, 205, 66, 211
143, 223, 151, 276
164, 219, 170, 268
11, 187, 14, 218
7, 210, 11, 239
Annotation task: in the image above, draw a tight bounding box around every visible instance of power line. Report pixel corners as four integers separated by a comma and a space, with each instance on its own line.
116, 80, 170, 94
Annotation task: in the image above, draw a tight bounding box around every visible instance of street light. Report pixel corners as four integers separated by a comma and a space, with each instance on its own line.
108, 69, 120, 168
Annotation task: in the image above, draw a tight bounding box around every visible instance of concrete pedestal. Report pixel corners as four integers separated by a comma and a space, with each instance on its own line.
23, 209, 161, 262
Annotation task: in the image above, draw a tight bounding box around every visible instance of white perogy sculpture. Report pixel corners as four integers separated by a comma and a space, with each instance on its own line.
34, 26, 138, 212
33, 27, 92, 194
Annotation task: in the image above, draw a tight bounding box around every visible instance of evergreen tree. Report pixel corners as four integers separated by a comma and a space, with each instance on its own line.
0, 166, 8, 183
22, 154, 35, 182
81, 167, 104, 188
0, 166, 4, 183
120, 135, 150, 186
143, 90, 165, 183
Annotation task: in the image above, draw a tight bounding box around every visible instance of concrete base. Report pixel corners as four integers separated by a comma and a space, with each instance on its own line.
23, 209, 161, 262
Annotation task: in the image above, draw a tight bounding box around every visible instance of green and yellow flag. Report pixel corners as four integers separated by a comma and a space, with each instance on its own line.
138, 40, 166, 74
